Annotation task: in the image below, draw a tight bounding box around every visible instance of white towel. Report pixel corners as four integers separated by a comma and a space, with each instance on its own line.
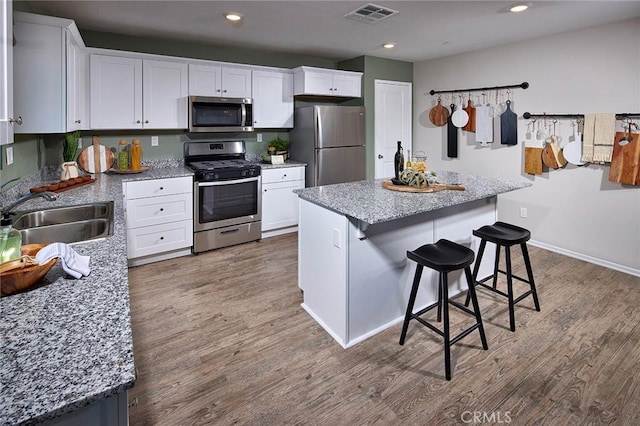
475, 104, 494, 145
35, 243, 91, 279
581, 113, 616, 163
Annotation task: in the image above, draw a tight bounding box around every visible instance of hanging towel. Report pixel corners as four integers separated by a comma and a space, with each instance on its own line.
581, 113, 616, 163
475, 104, 494, 145
35, 242, 91, 279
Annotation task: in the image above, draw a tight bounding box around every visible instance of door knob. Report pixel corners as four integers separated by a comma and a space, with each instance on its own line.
9, 116, 22, 125
378, 154, 383, 159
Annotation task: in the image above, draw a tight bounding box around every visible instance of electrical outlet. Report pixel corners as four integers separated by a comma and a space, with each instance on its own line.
6, 147, 13, 165
77, 137, 82, 149
520, 207, 528, 218
151, 136, 159, 147
257, 133, 263, 142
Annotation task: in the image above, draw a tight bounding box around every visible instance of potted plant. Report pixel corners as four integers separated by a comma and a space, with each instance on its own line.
61, 130, 81, 181
267, 137, 290, 159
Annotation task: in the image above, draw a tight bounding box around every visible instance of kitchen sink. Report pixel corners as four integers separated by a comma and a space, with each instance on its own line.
12, 202, 114, 245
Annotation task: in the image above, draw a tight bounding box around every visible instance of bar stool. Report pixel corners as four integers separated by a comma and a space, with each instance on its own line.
399, 239, 488, 381
465, 221, 541, 332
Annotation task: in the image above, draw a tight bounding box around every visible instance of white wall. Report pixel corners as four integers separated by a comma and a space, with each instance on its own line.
413, 18, 640, 276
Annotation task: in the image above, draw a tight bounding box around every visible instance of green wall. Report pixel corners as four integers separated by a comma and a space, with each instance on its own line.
338, 56, 413, 179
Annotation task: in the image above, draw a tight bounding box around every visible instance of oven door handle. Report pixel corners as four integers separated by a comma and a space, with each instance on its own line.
196, 177, 260, 187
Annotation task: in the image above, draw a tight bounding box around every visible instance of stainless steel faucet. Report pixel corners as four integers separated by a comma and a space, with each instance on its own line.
1, 192, 58, 215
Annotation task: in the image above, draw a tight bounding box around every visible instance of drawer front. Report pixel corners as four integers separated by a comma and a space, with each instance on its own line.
126, 192, 193, 228
125, 176, 192, 199
261, 166, 305, 184
127, 220, 193, 259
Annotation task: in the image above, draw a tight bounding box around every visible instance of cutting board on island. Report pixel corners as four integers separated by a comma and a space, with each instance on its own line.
77, 137, 115, 173
382, 180, 465, 193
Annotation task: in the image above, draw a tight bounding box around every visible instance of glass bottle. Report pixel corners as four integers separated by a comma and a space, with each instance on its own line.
394, 141, 404, 179
0, 214, 22, 263
130, 139, 142, 170
118, 139, 129, 170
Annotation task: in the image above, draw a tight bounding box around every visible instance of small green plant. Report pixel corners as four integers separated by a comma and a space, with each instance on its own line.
63, 130, 80, 162
267, 137, 290, 152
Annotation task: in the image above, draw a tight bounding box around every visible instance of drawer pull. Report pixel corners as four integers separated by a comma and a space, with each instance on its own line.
160, 236, 164, 240
159, 187, 164, 190
221, 228, 239, 235
159, 208, 164, 212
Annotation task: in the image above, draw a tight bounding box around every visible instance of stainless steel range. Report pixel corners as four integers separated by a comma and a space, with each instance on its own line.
184, 140, 261, 253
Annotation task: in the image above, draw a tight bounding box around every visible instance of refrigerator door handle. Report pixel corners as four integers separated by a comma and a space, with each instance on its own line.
315, 108, 323, 148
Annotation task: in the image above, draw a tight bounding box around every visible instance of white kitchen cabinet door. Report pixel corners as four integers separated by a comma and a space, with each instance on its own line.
66, 33, 88, 131
252, 70, 293, 129
143, 60, 188, 129
299, 70, 334, 96
262, 180, 304, 231
0, 0, 13, 144
13, 21, 66, 134
188, 64, 251, 98
332, 73, 361, 97
293, 66, 362, 98
90, 55, 143, 129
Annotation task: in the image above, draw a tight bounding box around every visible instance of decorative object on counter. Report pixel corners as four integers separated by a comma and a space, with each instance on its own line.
61, 130, 81, 181
609, 122, 640, 185
35, 242, 90, 279
382, 180, 464, 193
30, 176, 95, 194
394, 141, 405, 179
77, 137, 115, 173
428, 97, 449, 127
130, 139, 142, 170
411, 151, 427, 173
267, 136, 290, 160
406, 149, 411, 169
0, 213, 22, 263
107, 165, 151, 174
399, 168, 437, 187
118, 139, 129, 170
582, 113, 616, 164
0, 244, 57, 296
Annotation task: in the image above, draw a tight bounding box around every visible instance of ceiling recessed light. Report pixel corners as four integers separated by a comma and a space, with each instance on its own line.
383, 43, 395, 49
225, 12, 243, 22
509, 3, 529, 12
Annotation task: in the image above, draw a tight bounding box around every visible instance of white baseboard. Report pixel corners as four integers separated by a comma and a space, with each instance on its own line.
127, 247, 192, 267
529, 239, 640, 278
261, 226, 298, 239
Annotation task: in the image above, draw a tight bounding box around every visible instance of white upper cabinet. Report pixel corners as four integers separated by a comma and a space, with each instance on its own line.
91, 55, 187, 129
293, 66, 362, 98
252, 69, 293, 129
12, 12, 88, 134
188, 63, 251, 98
0, 0, 13, 144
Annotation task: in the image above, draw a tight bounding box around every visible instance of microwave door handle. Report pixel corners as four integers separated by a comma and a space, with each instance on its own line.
241, 104, 247, 126
197, 177, 259, 187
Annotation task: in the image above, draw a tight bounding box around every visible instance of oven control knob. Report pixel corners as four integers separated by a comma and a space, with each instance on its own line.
213, 173, 219, 180
241, 170, 248, 177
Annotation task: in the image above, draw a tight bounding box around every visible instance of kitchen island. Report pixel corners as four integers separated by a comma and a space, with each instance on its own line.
294, 171, 530, 348
0, 164, 192, 425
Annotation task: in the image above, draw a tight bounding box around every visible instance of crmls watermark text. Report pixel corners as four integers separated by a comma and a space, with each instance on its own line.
461, 411, 512, 424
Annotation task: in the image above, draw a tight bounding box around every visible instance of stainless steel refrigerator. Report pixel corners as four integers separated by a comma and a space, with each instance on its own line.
289, 105, 366, 187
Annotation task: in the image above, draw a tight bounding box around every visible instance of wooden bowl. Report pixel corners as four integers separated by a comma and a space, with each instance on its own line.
0, 244, 57, 297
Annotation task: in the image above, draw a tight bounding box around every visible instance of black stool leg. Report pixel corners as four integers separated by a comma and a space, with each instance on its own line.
505, 246, 516, 332
492, 244, 501, 289
464, 266, 488, 350
437, 276, 443, 322
465, 239, 487, 307
399, 265, 423, 345
441, 272, 451, 381
521, 243, 541, 312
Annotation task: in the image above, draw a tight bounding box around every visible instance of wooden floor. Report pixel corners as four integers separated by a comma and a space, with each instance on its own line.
128, 233, 640, 425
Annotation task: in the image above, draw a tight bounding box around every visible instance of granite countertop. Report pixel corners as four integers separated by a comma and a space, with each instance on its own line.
255, 160, 306, 170
0, 163, 193, 425
294, 170, 531, 225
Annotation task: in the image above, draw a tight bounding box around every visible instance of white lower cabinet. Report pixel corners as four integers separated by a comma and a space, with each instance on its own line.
261, 166, 305, 237
123, 176, 193, 266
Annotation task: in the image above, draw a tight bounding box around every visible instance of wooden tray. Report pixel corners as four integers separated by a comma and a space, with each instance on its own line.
381, 180, 465, 193
107, 166, 150, 174
30, 177, 96, 194
1, 244, 57, 297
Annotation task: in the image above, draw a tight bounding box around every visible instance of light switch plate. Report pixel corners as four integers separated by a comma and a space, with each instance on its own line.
6, 147, 13, 165
77, 137, 83, 149
151, 136, 159, 147
257, 133, 262, 142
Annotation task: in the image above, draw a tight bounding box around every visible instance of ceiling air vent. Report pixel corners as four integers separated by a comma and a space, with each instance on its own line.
344, 3, 399, 24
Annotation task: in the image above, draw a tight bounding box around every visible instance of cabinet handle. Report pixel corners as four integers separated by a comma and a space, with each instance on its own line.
9, 116, 22, 125
223, 89, 227, 93
217, 89, 221, 92
136, 120, 141, 124
264, 189, 267, 192
160, 208, 164, 212
145, 120, 149, 124
159, 187, 164, 191
283, 174, 287, 178
378, 154, 384, 159
160, 236, 164, 240
75, 120, 81, 124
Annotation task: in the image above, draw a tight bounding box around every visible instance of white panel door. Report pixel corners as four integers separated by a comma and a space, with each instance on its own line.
374, 80, 412, 179
90, 55, 142, 129
143, 60, 188, 129
0, 0, 12, 144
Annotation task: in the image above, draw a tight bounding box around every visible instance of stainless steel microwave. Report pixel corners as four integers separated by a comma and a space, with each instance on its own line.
188, 96, 253, 133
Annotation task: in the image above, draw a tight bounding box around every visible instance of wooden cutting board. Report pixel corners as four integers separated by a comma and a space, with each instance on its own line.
382, 180, 465, 193
462, 99, 476, 132
609, 132, 640, 185
77, 137, 115, 173
429, 99, 449, 127
524, 147, 543, 175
